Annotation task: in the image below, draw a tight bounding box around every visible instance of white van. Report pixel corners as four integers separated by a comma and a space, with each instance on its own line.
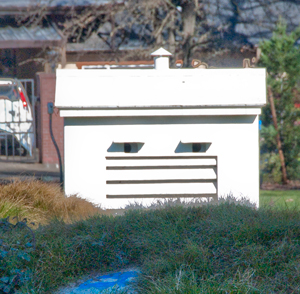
0, 79, 34, 156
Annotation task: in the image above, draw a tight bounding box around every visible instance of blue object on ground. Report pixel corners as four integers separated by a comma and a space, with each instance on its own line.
58, 269, 140, 294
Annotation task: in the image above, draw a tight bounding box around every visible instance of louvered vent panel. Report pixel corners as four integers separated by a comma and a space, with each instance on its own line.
106, 156, 218, 199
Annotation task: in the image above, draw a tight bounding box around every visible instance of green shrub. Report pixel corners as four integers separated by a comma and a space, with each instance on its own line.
0, 218, 35, 294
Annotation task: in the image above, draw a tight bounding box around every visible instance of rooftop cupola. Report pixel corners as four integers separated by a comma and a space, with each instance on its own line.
150, 47, 172, 70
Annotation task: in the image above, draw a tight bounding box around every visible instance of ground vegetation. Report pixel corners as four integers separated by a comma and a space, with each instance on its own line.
0, 180, 104, 224
1, 181, 300, 293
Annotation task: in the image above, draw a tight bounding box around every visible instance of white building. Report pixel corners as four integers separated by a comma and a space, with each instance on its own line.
55, 48, 266, 209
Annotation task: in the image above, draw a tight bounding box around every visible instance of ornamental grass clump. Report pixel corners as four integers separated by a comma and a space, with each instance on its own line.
0, 180, 103, 224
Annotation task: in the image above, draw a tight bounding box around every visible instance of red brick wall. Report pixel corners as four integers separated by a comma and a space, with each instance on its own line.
36, 73, 64, 165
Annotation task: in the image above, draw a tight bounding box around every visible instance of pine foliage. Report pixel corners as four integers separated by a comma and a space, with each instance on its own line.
259, 20, 300, 182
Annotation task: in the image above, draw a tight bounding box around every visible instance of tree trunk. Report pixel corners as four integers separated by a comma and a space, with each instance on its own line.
181, 1, 196, 67
168, 12, 176, 55
61, 45, 67, 68
267, 86, 288, 184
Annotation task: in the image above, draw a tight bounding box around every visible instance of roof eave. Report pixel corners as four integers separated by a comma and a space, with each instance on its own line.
0, 39, 64, 49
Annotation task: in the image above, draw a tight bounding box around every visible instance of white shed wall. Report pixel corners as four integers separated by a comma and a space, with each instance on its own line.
64, 115, 259, 209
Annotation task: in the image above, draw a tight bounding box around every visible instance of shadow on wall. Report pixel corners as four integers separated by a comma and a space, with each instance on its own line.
175, 142, 212, 153
107, 142, 144, 153
65, 115, 257, 126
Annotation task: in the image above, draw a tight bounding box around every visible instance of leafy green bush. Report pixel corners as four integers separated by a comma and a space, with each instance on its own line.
0, 218, 35, 294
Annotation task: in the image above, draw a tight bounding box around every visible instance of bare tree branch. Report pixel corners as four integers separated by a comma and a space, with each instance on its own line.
16, 0, 300, 67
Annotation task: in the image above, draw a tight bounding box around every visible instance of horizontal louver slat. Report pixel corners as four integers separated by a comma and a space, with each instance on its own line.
106, 158, 216, 167
107, 194, 217, 199
106, 183, 216, 195
106, 156, 217, 160
106, 168, 216, 180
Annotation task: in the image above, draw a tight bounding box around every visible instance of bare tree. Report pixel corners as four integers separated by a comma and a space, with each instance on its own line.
18, 0, 229, 66
18, 0, 300, 67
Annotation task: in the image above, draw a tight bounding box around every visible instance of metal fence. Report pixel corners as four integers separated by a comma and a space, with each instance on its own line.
0, 78, 37, 162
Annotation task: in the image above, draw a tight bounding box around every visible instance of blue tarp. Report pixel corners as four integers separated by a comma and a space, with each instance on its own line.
63, 269, 139, 294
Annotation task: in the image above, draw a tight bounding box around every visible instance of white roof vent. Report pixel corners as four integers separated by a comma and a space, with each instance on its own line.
151, 47, 172, 70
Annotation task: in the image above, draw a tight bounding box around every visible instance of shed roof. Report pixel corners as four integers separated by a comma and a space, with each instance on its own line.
0, 25, 64, 48
55, 68, 267, 114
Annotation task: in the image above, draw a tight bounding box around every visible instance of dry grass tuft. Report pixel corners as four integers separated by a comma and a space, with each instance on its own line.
0, 179, 104, 224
